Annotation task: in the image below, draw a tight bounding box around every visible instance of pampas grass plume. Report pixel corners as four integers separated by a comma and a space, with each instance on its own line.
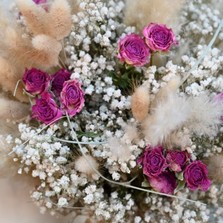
16, 0, 48, 35
32, 34, 62, 52
47, 0, 72, 40
75, 155, 99, 177
131, 86, 150, 121
143, 92, 190, 146
32, 34, 62, 67
124, 0, 185, 32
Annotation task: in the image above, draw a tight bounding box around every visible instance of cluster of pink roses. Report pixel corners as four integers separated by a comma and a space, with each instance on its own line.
117, 23, 178, 66
22, 68, 85, 125
137, 145, 211, 194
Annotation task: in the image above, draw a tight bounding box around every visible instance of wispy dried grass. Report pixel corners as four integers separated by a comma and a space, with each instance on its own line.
143, 92, 190, 146
151, 76, 181, 108
142, 76, 189, 146
163, 130, 192, 149
124, 0, 185, 32
123, 123, 140, 143
185, 95, 223, 137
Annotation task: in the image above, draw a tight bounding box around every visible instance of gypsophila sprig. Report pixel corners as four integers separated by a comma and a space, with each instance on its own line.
2, 0, 223, 222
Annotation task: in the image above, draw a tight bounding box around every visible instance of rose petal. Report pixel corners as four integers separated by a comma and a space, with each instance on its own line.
148, 171, 177, 194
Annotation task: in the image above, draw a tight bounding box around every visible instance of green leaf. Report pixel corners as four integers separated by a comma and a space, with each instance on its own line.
141, 180, 150, 188
176, 172, 184, 181
108, 67, 144, 95
174, 180, 186, 193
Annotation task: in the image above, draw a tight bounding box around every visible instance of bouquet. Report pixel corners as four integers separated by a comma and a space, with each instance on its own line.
0, 0, 223, 222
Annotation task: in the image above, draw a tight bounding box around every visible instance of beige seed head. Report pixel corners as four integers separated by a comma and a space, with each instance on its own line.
75, 155, 99, 176
131, 85, 150, 121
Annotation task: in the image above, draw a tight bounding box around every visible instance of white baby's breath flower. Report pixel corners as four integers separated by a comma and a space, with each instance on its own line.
57, 197, 68, 207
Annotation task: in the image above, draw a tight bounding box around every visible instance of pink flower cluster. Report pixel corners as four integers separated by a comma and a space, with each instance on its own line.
137, 145, 211, 194
117, 23, 178, 67
22, 68, 85, 124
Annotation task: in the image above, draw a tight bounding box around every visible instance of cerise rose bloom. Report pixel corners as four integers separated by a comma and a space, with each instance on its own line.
166, 150, 190, 172
148, 171, 177, 194
32, 92, 63, 124
22, 68, 50, 95
137, 145, 167, 177
117, 33, 150, 66
143, 23, 178, 52
51, 69, 71, 97
60, 79, 85, 117
184, 161, 211, 191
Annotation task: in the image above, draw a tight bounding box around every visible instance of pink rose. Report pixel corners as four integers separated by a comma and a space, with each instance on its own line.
184, 161, 211, 191
148, 171, 177, 194
117, 33, 150, 66
60, 79, 85, 117
143, 23, 178, 52
32, 92, 63, 124
51, 69, 71, 97
137, 145, 167, 177
22, 68, 50, 95
166, 150, 190, 172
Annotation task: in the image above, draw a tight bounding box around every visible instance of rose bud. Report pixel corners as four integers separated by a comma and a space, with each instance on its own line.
148, 171, 177, 194
60, 79, 85, 117
143, 23, 178, 52
33, 0, 48, 11
184, 160, 211, 191
22, 68, 50, 95
51, 69, 71, 97
32, 92, 63, 124
137, 145, 167, 177
117, 33, 150, 66
166, 150, 190, 172
33, 0, 47, 4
